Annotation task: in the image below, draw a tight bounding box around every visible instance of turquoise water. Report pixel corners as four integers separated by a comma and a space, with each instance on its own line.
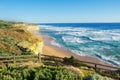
39, 23, 120, 66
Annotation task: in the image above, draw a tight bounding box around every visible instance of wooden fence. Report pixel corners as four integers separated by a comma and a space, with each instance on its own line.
0, 54, 120, 71
0, 54, 41, 66
79, 60, 120, 71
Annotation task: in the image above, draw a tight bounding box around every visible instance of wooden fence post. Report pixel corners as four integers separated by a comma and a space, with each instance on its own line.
95, 64, 97, 72
38, 53, 41, 62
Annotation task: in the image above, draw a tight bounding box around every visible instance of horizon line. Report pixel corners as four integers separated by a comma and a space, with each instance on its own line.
36, 22, 120, 24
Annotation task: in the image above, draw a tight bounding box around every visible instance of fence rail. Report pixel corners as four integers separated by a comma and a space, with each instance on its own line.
0, 54, 120, 70
0, 54, 39, 66
79, 60, 120, 70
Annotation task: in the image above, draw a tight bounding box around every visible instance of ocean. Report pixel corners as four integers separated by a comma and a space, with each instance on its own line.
39, 23, 120, 66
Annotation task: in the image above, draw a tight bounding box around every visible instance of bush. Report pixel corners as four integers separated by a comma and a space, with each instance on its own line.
86, 74, 113, 80
0, 21, 13, 29
97, 69, 120, 79
21, 52, 32, 55
63, 57, 88, 67
69, 55, 75, 60
0, 66, 83, 80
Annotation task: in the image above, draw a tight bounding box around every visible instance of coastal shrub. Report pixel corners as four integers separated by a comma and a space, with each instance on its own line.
21, 52, 32, 55
0, 65, 83, 80
86, 74, 113, 80
96, 68, 120, 79
63, 57, 88, 67
80, 69, 95, 78
34, 68, 52, 80
34, 66, 83, 80
69, 55, 75, 60
0, 21, 13, 29
1, 75, 13, 80
22, 69, 30, 80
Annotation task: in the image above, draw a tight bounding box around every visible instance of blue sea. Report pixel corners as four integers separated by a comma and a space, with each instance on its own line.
39, 23, 120, 66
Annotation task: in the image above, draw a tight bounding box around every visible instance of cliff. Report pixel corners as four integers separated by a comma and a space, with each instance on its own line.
13, 23, 40, 32
0, 20, 43, 55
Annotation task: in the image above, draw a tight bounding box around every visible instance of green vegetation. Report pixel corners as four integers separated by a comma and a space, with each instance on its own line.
69, 55, 75, 60
63, 56, 89, 67
0, 37, 16, 46
0, 20, 13, 29
21, 51, 33, 55
0, 65, 113, 80
96, 68, 120, 79
86, 74, 113, 80
0, 48, 14, 55
0, 66, 82, 80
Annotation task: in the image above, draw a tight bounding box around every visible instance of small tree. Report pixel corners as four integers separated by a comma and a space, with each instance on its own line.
69, 55, 75, 60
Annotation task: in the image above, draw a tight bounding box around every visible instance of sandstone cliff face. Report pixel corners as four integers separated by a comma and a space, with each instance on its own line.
18, 40, 43, 55
13, 23, 43, 55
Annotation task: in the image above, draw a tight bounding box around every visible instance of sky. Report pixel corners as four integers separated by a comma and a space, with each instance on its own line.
0, 0, 120, 23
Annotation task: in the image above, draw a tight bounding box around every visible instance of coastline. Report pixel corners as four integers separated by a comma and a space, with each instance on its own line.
32, 29, 119, 69
41, 34, 116, 66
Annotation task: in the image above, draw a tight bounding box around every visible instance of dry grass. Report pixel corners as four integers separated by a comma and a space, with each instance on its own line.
64, 66, 84, 77
19, 61, 43, 68
0, 21, 42, 55
0, 41, 21, 54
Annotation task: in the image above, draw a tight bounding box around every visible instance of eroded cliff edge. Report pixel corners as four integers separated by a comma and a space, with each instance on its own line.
0, 20, 43, 55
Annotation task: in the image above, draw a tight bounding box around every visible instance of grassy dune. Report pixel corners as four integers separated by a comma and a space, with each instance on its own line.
0, 20, 43, 55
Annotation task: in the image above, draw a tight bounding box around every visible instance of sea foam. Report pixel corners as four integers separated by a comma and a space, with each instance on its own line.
62, 36, 86, 44
51, 40, 61, 47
